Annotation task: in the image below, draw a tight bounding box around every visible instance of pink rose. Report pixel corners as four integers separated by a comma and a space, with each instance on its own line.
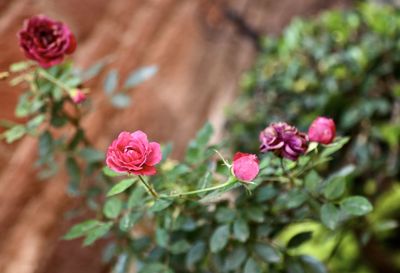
308, 117, 336, 144
69, 89, 86, 104
106, 131, 162, 176
232, 152, 259, 182
18, 15, 76, 68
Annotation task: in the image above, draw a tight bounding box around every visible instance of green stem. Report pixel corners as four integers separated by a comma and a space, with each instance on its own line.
138, 175, 159, 198
38, 69, 71, 92
163, 177, 237, 198
280, 158, 295, 187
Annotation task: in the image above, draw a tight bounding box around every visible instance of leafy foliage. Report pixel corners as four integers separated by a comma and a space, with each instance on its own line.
226, 2, 400, 272
63, 122, 370, 273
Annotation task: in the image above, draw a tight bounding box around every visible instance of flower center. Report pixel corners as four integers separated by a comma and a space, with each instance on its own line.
38, 28, 56, 46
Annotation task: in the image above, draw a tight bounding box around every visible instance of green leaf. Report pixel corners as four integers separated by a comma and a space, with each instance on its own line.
124, 65, 158, 88
305, 170, 322, 194
245, 207, 265, 223
150, 199, 172, 212
255, 184, 278, 202
244, 257, 262, 273
196, 122, 213, 146
155, 228, 169, 248
10, 61, 31, 72
83, 222, 113, 246
38, 131, 53, 159
254, 243, 281, 263
26, 114, 46, 131
287, 231, 313, 248
186, 241, 206, 268
215, 207, 236, 223
185, 122, 213, 164
341, 196, 373, 216
113, 253, 129, 273
320, 203, 341, 230
3, 125, 26, 143
286, 189, 308, 209
320, 137, 350, 157
300, 255, 327, 273
104, 69, 118, 94
210, 225, 230, 253
15, 93, 32, 117
107, 178, 136, 197
102, 166, 122, 177
119, 211, 143, 232
233, 218, 250, 242
65, 157, 81, 195
323, 177, 345, 200
63, 219, 101, 240
138, 263, 173, 273
307, 141, 319, 153
102, 242, 117, 263
170, 239, 191, 254
224, 246, 247, 270
287, 259, 304, 273
64, 76, 82, 88
103, 198, 123, 219
79, 148, 104, 163
81, 59, 108, 81
127, 186, 146, 209
111, 94, 131, 108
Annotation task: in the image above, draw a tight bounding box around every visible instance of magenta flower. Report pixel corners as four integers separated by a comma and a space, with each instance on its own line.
18, 15, 76, 68
232, 152, 259, 182
259, 122, 308, 161
69, 89, 86, 104
308, 117, 336, 144
106, 131, 162, 176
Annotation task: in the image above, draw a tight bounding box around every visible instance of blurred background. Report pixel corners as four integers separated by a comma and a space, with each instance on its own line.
2, 0, 399, 273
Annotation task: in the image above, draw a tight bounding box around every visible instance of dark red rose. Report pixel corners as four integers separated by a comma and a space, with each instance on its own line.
18, 15, 76, 68
259, 122, 309, 161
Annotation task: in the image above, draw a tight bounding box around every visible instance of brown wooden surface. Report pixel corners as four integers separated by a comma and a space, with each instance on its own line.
0, 1, 349, 272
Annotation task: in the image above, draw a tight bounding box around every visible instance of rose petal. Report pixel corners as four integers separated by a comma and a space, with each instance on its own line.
130, 165, 157, 176
147, 142, 162, 166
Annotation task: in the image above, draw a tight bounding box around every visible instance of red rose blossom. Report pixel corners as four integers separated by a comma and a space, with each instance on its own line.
18, 15, 76, 68
308, 117, 336, 144
106, 131, 162, 176
232, 152, 259, 182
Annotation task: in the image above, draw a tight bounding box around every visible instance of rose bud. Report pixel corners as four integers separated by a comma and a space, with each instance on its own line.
232, 152, 259, 182
260, 122, 308, 161
69, 89, 86, 104
106, 131, 162, 176
18, 15, 76, 68
308, 117, 336, 144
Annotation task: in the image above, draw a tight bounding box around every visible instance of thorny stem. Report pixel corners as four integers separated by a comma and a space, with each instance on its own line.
138, 175, 159, 198
280, 158, 295, 187
163, 177, 237, 198
38, 68, 72, 92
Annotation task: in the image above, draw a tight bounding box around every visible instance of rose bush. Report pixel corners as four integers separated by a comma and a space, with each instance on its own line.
18, 15, 76, 68
1, 11, 378, 273
227, 2, 400, 272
